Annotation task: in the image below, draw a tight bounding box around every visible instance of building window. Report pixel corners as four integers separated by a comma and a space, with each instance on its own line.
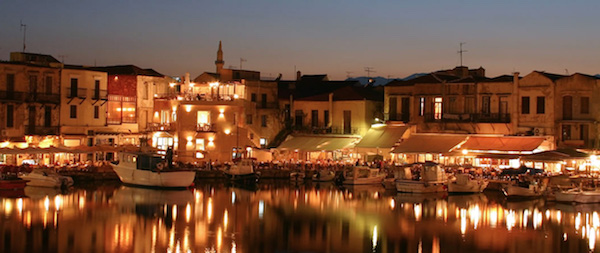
295, 110, 303, 127
536, 96, 545, 114
6, 74, 15, 93
44, 106, 51, 127
419, 97, 425, 116
122, 101, 136, 123
246, 114, 253, 125
143, 82, 149, 100
260, 138, 267, 148
94, 106, 100, 119
562, 125, 571, 141
465, 97, 475, 114
261, 94, 267, 108
433, 97, 442, 120
311, 110, 318, 128
481, 96, 491, 115
195, 139, 205, 150
29, 75, 38, 94
94, 80, 100, 99
70, 105, 77, 119
324, 110, 329, 127
45, 76, 53, 94
197, 111, 210, 126
70, 78, 78, 98
521, 97, 530, 114
581, 97, 590, 114
448, 97, 457, 114
251, 93, 257, 102
6, 104, 14, 128
261, 115, 267, 127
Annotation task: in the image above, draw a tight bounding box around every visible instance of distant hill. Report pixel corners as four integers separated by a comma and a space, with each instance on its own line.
596, 74, 600, 79
346, 73, 427, 86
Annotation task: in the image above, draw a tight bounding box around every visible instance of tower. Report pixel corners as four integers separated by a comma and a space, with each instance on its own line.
215, 41, 224, 74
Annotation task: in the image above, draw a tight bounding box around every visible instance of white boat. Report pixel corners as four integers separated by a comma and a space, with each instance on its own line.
396, 162, 447, 193
555, 188, 600, 204
502, 179, 547, 199
112, 152, 196, 188
290, 171, 306, 182
312, 170, 335, 182
21, 168, 73, 188
447, 174, 488, 194
222, 158, 259, 182
341, 166, 386, 185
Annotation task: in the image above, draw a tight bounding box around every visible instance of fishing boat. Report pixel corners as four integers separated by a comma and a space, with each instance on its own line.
312, 170, 335, 182
222, 158, 259, 182
395, 162, 447, 193
502, 177, 547, 199
555, 188, 600, 204
447, 173, 488, 194
112, 152, 196, 188
21, 168, 74, 188
0, 173, 29, 190
340, 166, 386, 185
290, 171, 306, 182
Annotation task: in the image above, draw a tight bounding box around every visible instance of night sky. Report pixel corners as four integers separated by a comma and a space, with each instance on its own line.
1, 1, 599, 80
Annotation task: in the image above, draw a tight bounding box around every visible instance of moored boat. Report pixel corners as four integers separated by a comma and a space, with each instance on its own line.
112, 152, 196, 188
555, 188, 600, 204
341, 166, 386, 185
290, 171, 306, 182
21, 168, 74, 188
222, 158, 259, 182
0, 173, 29, 190
447, 174, 488, 194
396, 162, 447, 193
502, 178, 547, 199
312, 170, 335, 182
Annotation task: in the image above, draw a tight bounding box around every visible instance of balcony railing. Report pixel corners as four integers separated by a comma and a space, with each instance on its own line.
385, 113, 410, 122
0, 90, 27, 102
147, 122, 176, 132
424, 113, 511, 123
293, 126, 360, 135
92, 89, 108, 100
67, 87, 87, 98
29, 93, 60, 104
25, 126, 59, 135
196, 123, 216, 132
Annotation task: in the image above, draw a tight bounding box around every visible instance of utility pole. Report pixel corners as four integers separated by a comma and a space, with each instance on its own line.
458, 42, 467, 66
240, 58, 246, 70
20, 21, 27, 52
364, 67, 376, 78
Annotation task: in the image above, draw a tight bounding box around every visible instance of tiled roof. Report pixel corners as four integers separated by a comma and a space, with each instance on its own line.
535, 71, 566, 81
92, 65, 164, 77
386, 73, 460, 86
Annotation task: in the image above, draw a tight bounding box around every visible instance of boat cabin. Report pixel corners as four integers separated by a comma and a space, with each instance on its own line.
118, 152, 165, 171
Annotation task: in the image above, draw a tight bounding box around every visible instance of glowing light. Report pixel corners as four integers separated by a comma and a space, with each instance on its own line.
460, 208, 467, 235
185, 203, 191, 223
4, 200, 12, 215
232, 191, 236, 204
79, 196, 85, 210
259, 200, 265, 219
576, 212, 582, 230
372, 226, 378, 250
414, 203, 422, 221
506, 210, 516, 231
172, 205, 178, 221
233, 94, 239, 99
44, 196, 50, 211
16, 198, 23, 214
169, 82, 176, 88
207, 197, 213, 221
224, 129, 231, 135
462, 149, 468, 155
224, 210, 229, 228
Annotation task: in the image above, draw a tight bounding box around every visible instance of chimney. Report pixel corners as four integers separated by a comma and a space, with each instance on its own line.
296, 71, 301, 81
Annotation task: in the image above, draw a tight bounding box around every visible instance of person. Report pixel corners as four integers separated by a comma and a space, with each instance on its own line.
166, 147, 173, 169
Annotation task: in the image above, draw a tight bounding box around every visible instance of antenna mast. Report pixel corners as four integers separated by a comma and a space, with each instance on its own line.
20, 21, 27, 52
240, 58, 246, 70
458, 42, 467, 66
364, 67, 376, 78
345, 71, 353, 78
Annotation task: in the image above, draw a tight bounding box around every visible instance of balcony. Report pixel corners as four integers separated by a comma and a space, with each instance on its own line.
66, 87, 87, 99
28, 92, 60, 104
293, 126, 360, 135
424, 113, 510, 123
0, 90, 27, 102
25, 126, 59, 135
196, 123, 216, 132
148, 122, 176, 132
92, 89, 108, 100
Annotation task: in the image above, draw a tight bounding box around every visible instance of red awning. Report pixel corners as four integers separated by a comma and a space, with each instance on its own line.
460, 136, 545, 152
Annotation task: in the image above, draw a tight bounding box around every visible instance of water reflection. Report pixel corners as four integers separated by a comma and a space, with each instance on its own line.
0, 182, 599, 252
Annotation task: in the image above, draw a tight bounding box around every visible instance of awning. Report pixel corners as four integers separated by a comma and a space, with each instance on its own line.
521, 149, 589, 162
277, 135, 360, 151
391, 134, 466, 154
355, 124, 408, 149
460, 136, 545, 152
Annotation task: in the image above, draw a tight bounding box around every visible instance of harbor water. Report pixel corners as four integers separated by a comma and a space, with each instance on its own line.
0, 181, 598, 253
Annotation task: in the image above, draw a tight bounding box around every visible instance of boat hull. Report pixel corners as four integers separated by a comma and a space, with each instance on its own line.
575, 191, 600, 203
396, 180, 446, 193
0, 179, 29, 190
448, 180, 489, 194
223, 172, 259, 182
113, 165, 196, 188
21, 173, 73, 188
502, 184, 544, 198
342, 175, 385, 185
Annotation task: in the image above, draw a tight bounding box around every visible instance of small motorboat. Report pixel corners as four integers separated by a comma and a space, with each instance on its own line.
312, 170, 335, 182
290, 171, 306, 182
21, 168, 74, 188
447, 174, 488, 194
222, 158, 259, 182
0, 173, 29, 190
112, 152, 196, 188
502, 178, 547, 199
341, 166, 386, 185
396, 162, 447, 193
555, 188, 600, 204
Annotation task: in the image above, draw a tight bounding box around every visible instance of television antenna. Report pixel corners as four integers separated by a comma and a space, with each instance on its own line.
58, 54, 68, 63
458, 42, 467, 66
345, 71, 353, 78
364, 67, 376, 78
20, 20, 27, 52
240, 58, 247, 70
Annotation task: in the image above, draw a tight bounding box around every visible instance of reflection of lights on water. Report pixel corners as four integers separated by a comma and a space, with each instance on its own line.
594, 212, 600, 228
169, 227, 175, 250
259, 200, 265, 219
184, 227, 190, 252
490, 208, 498, 228
590, 227, 596, 251
151, 225, 157, 253
389, 199, 395, 209
79, 196, 85, 210
545, 210, 550, 219
533, 209, 543, 230
208, 198, 213, 221
576, 213, 582, 230
232, 240, 237, 253
469, 205, 481, 230
16, 198, 23, 214
522, 209, 529, 228
173, 205, 178, 221
44, 196, 50, 211
372, 226, 378, 250
4, 200, 12, 215
54, 195, 63, 211
231, 191, 236, 204
224, 210, 229, 228
557, 210, 562, 224
414, 204, 422, 221
432, 236, 440, 253
195, 191, 202, 202
186, 203, 191, 223
217, 227, 223, 250
460, 209, 467, 235
506, 210, 516, 231
563, 233, 567, 241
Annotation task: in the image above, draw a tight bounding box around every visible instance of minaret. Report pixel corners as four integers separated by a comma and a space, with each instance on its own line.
215, 41, 224, 74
